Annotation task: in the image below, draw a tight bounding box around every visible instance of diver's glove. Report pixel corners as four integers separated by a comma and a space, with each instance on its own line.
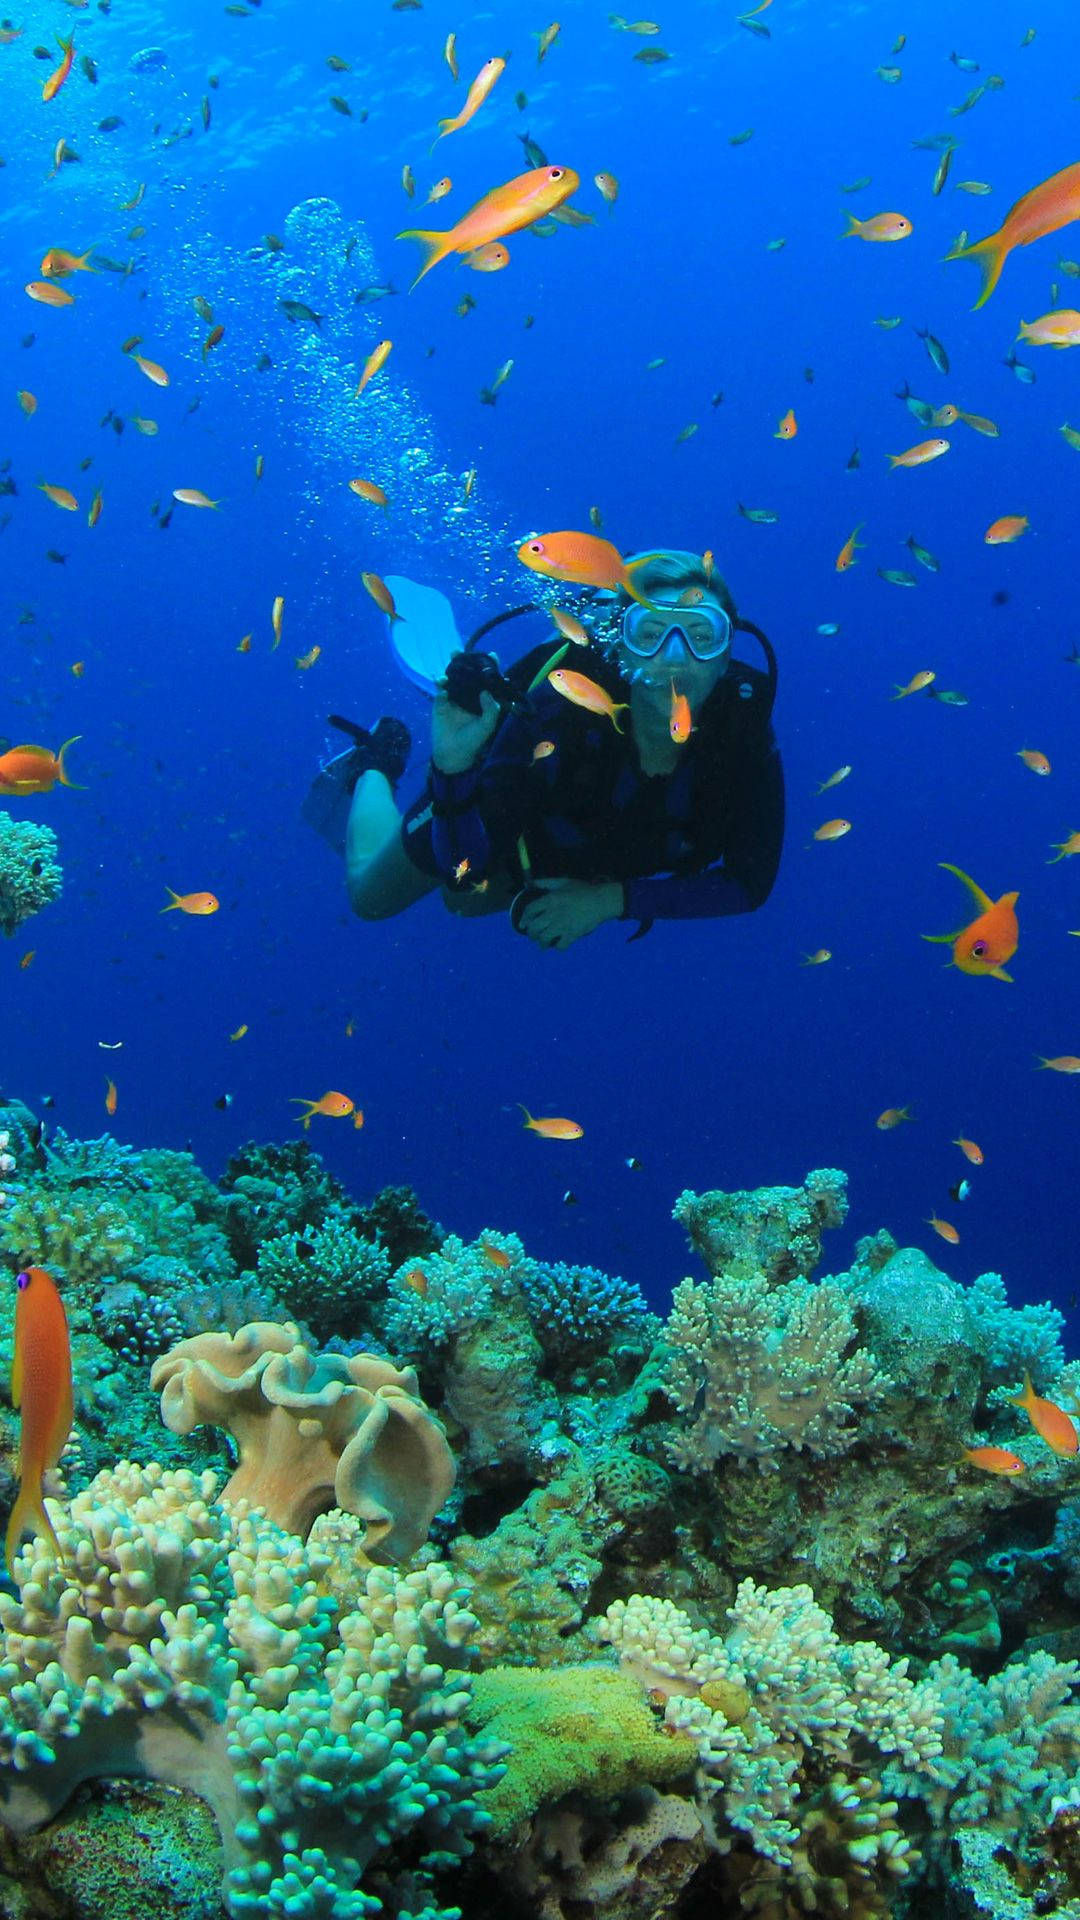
441, 649, 513, 717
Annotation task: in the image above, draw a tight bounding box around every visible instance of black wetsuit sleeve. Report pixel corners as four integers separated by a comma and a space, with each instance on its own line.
623, 722, 785, 921
426, 706, 547, 881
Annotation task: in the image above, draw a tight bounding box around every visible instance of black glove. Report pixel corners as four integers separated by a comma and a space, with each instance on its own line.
441, 650, 513, 717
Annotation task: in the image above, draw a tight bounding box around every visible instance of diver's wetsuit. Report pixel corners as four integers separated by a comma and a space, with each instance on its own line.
401, 648, 784, 926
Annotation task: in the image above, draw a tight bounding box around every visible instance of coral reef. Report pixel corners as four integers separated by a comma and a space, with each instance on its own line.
0, 811, 62, 939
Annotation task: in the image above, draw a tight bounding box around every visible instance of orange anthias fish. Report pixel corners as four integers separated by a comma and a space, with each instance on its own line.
669, 682, 692, 744
961, 1445, 1025, 1475
42, 34, 75, 103
888, 438, 950, 468
1007, 1373, 1079, 1456
952, 160, 1080, 307
1037, 1055, 1080, 1072
927, 1215, 960, 1245
25, 281, 75, 308
814, 818, 851, 841
954, 1135, 984, 1164
362, 571, 399, 622
398, 164, 580, 287
104, 1076, 117, 1115
5, 1267, 73, 1577
518, 530, 656, 606
876, 1105, 914, 1129
835, 523, 865, 572
923, 862, 1019, 981
480, 1240, 512, 1270
1018, 748, 1051, 774
432, 55, 505, 145
518, 1105, 584, 1139
1048, 831, 1080, 863
985, 514, 1029, 543
349, 478, 389, 510
1018, 309, 1080, 347
774, 408, 797, 439
40, 246, 95, 278
893, 670, 936, 698
356, 338, 392, 396
843, 210, 913, 242
549, 669, 629, 732
291, 1090, 355, 1129
0, 737, 81, 795
161, 888, 219, 915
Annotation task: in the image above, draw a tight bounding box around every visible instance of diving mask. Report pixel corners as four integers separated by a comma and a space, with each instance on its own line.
621, 599, 732, 663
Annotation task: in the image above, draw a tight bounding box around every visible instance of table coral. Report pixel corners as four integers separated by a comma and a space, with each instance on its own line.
152, 1321, 455, 1553
0, 1463, 504, 1920
0, 811, 62, 939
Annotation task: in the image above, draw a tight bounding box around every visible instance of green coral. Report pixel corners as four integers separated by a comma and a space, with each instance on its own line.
256, 1218, 390, 1341
0, 810, 62, 938
0, 1187, 143, 1286
464, 1665, 697, 1835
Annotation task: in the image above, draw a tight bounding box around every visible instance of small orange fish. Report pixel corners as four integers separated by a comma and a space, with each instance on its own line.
954, 1135, 984, 1164
348, 477, 389, 510
202, 324, 225, 360
352, 1108, 365, 1130
552, 608, 590, 645
25, 281, 75, 308
774, 407, 797, 439
425, 176, 453, 205
173, 488, 220, 509
452, 858, 471, 883
40, 246, 94, 278
835, 523, 865, 571
962, 1444, 1025, 1475
1048, 831, 1080, 863
932, 404, 959, 426
291, 1090, 355, 1129
402, 1265, 428, 1296
362, 571, 399, 622
38, 481, 78, 511
1018, 747, 1051, 774
985, 514, 1029, 543
104, 1077, 117, 1116
432, 55, 505, 145
42, 33, 75, 103
814, 819, 851, 841
518, 530, 655, 607
927, 1215, 960, 1244
17, 390, 37, 416
131, 353, 170, 387
923, 863, 1019, 981
893, 670, 935, 698
5, 1267, 73, 1576
1007, 1373, 1079, 1455
237, 634, 252, 653
518, 1105, 584, 1140
480, 1241, 512, 1270
801, 949, 832, 965
464, 241, 511, 271
19, 950, 35, 971
1037, 1054, 1080, 1072
876, 1105, 914, 1129
399, 164, 578, 286
595, 170, 619, 206
161, 888, 219, 915
295, 646, 321, 669
548, 669, 629, 733
272, 596, 285, 649
0, 737, 81, 795
356, 339, 392, 396
532, 739, 556, 761
888, 438, 950, 468
669, 682, 692, 744
843, 210, 913, 241
70, 661, 85, 677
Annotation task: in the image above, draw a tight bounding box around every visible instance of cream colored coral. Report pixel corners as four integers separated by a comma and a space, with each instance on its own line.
151, 1320, 455, 1557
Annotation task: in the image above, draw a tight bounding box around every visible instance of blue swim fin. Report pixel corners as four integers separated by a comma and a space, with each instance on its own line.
383, 576, 462, 695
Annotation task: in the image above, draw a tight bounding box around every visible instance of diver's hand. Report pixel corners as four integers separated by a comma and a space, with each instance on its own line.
518, 878, 625, 951
431, 688, 502, 774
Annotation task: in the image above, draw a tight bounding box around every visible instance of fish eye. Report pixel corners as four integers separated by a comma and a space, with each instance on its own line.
16, 1272, 29, 1290
549, 168, 564, 178
528, 540, 544, 554
971, 939, 988, 957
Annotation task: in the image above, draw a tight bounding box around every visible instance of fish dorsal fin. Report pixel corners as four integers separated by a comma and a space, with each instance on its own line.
939, 862, 994, 914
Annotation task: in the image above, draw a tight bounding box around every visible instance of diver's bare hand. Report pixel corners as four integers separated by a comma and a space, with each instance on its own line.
518, 878, 625, 950
432, 689, 502, 775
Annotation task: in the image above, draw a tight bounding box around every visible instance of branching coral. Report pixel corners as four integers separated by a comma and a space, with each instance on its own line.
0, 811, 62, 938
660, 1267, 889, 1472
519, 1258, 659, 1375
673, 1169, 848, 1286
0, 1463, 505, 1920
256, 1218, 390, 1342
152, 1320, 455, 1554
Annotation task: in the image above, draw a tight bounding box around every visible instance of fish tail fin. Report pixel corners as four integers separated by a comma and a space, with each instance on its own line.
1048, 847, 1067, 864
939, 861, 994, 912
57, 31, 74, 53
951, 228, 1008, 308
621, 561, 663, 612
612, 703, 629, 735
160, 888, 181, 912
517, 1103, 533, 1127
77, 249, 97, 273
429, 121, 455, 154
396, 228, 451, 288
841, 213, 863, 239
56, 735, 84, 787
4, 1481, 60, 1580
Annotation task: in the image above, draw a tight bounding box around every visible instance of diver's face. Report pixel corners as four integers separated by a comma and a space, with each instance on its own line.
618, 632, 728, 711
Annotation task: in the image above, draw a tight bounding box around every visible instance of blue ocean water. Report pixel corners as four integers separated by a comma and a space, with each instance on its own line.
1, 0, 1077, 1326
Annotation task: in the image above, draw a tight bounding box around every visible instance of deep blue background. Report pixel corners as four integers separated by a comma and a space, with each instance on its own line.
1, 0, 1078, 1324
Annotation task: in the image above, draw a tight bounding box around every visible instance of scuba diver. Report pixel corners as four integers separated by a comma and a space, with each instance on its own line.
302, 548, 784, 951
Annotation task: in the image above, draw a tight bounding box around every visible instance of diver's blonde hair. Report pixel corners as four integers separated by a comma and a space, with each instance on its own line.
621, 548, 737, 622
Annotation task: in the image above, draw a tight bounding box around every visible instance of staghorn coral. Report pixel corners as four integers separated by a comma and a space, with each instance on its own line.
520, 1257, 659, 1377
659, 1266, 889, 1473
0, 1463, 504, 1920
256, 1217, 390, 1342
673, 1168, 848, 1286
151, 1320, 455, 1555
0, 810, 62, 938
